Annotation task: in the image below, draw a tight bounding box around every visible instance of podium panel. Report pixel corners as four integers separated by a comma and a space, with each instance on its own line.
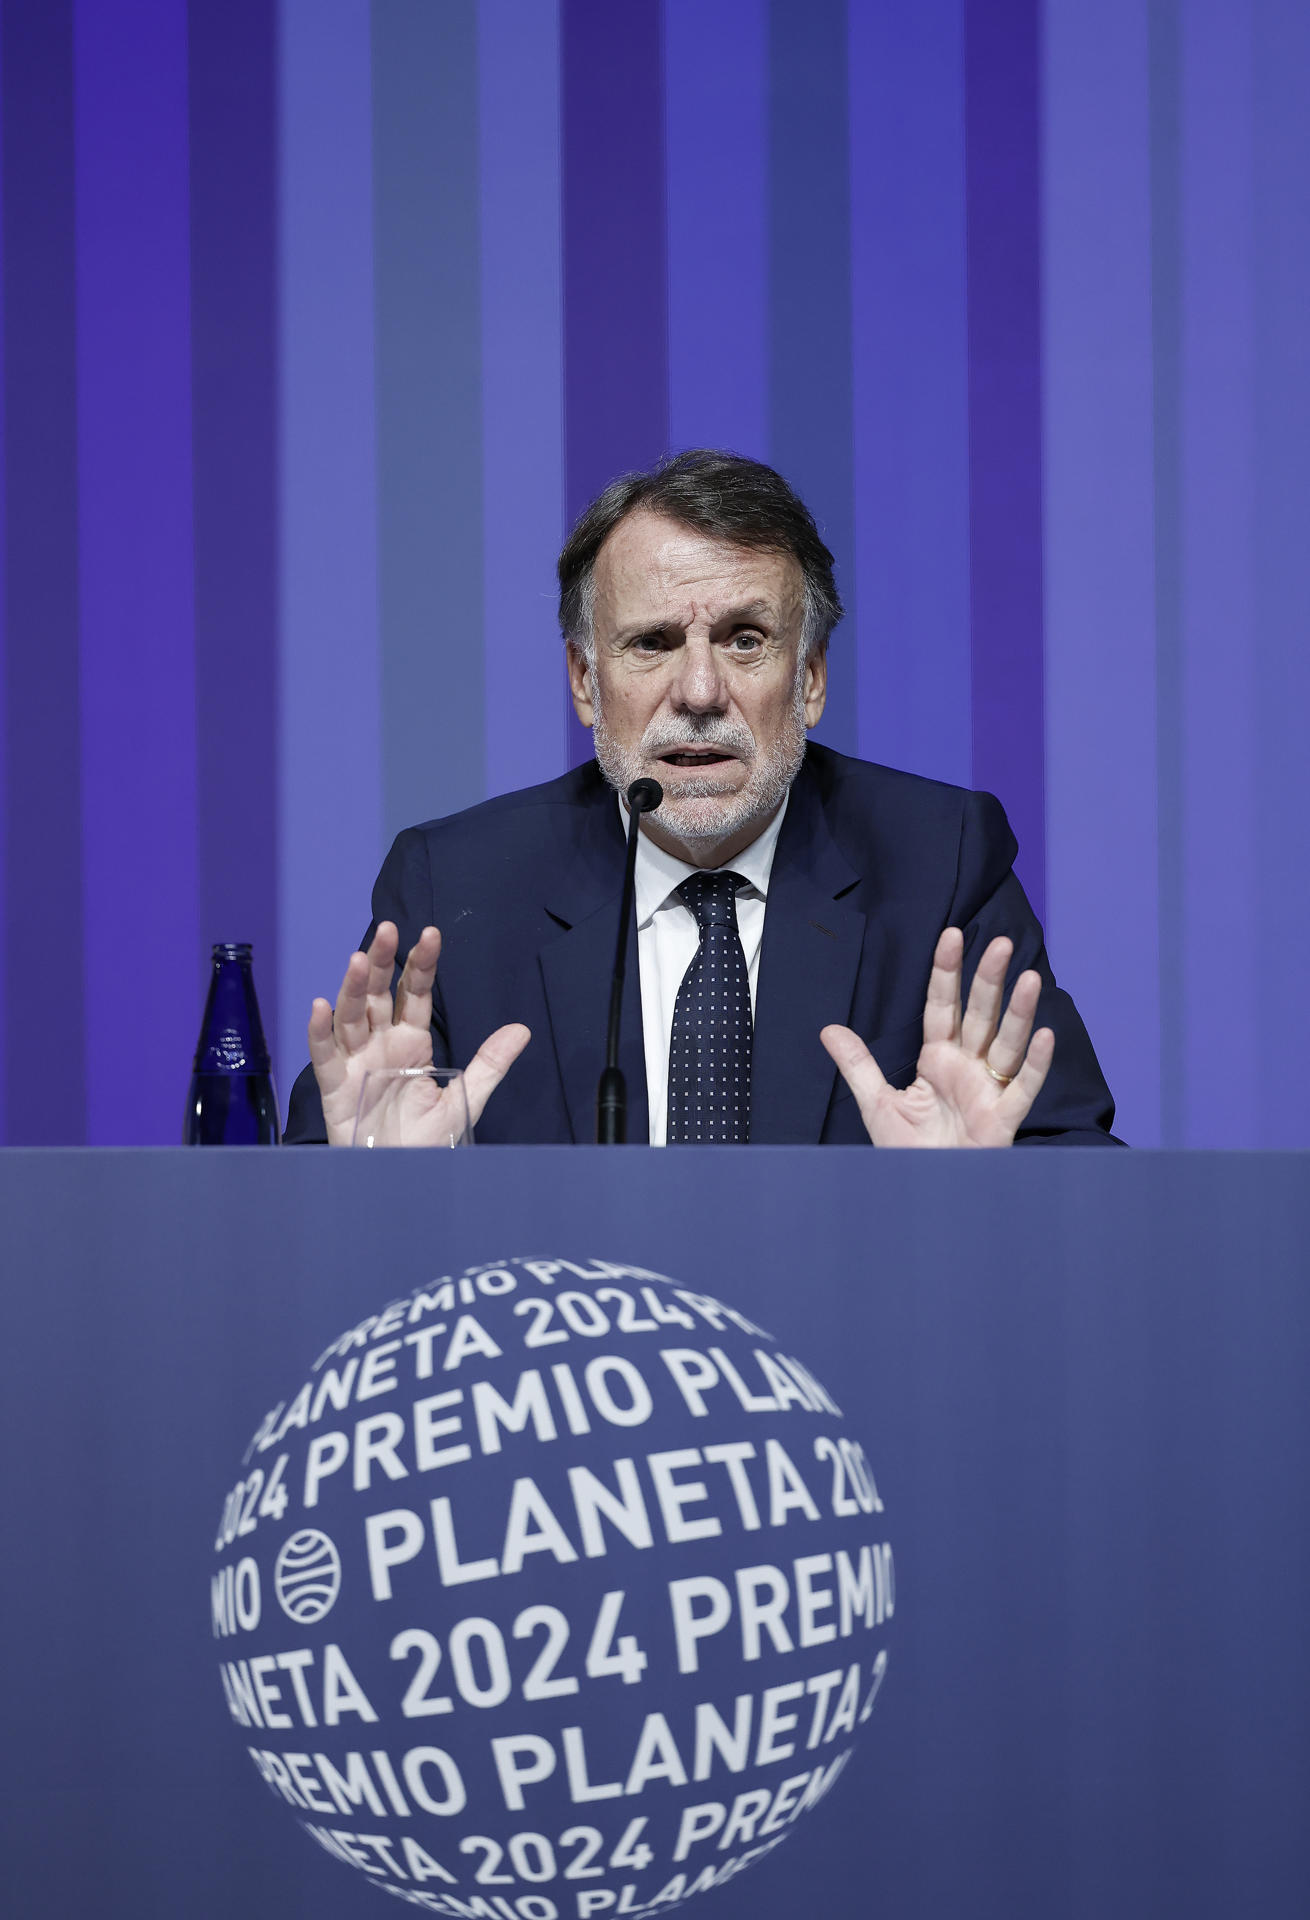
1, 1147, 1307, 1920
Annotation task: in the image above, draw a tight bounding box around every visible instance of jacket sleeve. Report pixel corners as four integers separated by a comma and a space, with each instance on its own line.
282, 828, 452, 1145
948, 790, 1123, 1146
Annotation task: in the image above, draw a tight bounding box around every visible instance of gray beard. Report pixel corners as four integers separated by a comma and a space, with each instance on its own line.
592, 680, 808, 849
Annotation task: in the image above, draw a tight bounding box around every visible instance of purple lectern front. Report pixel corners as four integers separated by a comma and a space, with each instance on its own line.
1, 1146, 1307, 1920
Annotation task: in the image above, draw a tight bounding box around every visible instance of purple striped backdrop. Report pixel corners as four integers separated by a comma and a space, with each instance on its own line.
665, 0, 768, 461
1252, 0, 1310, 1151
1042, 0, 1161, 1147
480, 0, 566, 799
75, 0, 196, 1145
964, 0, 1047, 921
849, 0, 971, 788
769, 0, 858, 759
190, 0, 279, 1065
0, 0, 1306, 1150
374, 0, 485, 835
276, 0, 381, 1117
0, 8, 7, 1147
1180, 1, 1258, 1149
3, 1, 84, 1145
561, 0, 669, 768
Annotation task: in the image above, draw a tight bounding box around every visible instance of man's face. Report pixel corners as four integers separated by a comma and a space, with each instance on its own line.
567, 510, 828, 863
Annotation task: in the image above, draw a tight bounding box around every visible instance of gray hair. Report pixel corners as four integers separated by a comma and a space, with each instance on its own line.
558, 449, 844, 665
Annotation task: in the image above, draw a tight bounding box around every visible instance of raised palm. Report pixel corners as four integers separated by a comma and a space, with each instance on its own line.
308, 921, 530, 1146
821, 928, 1054, 1148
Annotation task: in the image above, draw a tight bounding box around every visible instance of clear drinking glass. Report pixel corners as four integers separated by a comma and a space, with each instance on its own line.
351, 1067, 472, 1147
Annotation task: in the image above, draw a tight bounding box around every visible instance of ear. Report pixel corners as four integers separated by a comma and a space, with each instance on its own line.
566, 644, 596, 727
802, 646, 828, 728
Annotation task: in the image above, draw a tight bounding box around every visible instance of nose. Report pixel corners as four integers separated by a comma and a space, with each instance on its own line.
669, 636, 728, 714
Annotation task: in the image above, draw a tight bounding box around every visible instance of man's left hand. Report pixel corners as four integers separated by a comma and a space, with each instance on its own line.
820, 928, 1054, 1148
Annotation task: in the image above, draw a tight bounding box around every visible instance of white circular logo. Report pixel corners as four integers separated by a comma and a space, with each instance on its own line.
216, 1258, 894, 1913
273, 1528, 342, 1623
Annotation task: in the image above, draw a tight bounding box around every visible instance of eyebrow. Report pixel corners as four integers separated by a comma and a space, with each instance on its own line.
718, 600, 776, 627
612, 600, 779, 644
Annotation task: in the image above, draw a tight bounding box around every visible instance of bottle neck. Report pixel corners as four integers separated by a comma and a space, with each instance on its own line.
194, 948, 271, 1073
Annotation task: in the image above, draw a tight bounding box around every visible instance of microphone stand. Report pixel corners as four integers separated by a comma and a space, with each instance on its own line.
597, 778, 663, 1143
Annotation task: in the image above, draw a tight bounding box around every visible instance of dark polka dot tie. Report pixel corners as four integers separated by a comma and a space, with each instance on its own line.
666, 870, 752, 1144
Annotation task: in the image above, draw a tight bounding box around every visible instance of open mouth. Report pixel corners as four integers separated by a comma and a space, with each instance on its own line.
657, 748, 737, 769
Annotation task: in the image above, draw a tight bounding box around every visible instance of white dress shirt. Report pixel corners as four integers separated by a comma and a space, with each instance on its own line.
624, 794, 789, 1145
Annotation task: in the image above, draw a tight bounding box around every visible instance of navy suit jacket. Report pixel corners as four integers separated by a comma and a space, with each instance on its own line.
285, 746, 1119, 1146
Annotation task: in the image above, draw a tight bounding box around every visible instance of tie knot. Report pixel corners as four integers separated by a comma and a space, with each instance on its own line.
676, 869, 745, 931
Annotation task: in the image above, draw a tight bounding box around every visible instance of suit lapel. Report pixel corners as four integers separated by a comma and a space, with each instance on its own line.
536, 760, 863, 1147
538, 788, 649, 1145
750, 762, 865, 1144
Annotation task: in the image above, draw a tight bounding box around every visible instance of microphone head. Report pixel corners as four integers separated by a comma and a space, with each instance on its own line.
627, 778, 663, 814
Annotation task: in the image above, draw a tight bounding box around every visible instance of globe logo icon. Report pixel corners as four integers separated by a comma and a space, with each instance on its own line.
273, 1528, 341, 1624
218, 1257, 893, 1912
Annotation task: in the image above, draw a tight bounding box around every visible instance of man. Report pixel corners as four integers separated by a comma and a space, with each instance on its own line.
286, 451, 1118, 1148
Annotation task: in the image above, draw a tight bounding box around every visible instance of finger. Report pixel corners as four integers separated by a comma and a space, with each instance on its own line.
461, 1023, 532, 1127
307, 996, 341, 1073
364, 921, 401, 1032
331, 948, 374, 1054
960, 936, 1013, 1057
393, 927, 442, 1031
821, 1023, 891, 1136
922, 928, 964, 1047
986, 968, 1042, 1081
999, 1024, 1055, 1125
307, 996, 353, 1112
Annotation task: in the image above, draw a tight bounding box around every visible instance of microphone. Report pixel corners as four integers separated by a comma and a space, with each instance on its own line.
597, 778, 663, 1143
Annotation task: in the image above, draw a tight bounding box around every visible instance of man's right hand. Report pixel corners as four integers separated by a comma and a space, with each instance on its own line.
307, 921, 531, 1146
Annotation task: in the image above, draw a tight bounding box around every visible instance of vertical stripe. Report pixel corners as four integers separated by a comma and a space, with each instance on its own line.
75, 0, 197, 1145
664, 0, 768, 459
189, 0, 279, 1064
561, 0, 669, 766
1178, 0, 1257, 1145
964, 0, 1047, 920
373, 0, 484, 837
1042, 0, 1160, 1147
2, 1, 85, 1143
479, 0, 566, 798
768, 0, 857, 755
1149, 0, 1185, 1147
0, 22, 6, 1145
849, 0, 971, 784
278, 0, 381, 1114
1252, 0, 1310, 1148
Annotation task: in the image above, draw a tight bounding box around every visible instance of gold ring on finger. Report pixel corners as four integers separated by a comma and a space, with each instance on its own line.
984, 1060, 1014, 1087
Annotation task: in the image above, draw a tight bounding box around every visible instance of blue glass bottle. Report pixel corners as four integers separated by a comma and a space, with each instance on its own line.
184, 943, 282, 1144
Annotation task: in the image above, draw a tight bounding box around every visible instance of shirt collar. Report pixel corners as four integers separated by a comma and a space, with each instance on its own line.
622, 791, 790, 930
